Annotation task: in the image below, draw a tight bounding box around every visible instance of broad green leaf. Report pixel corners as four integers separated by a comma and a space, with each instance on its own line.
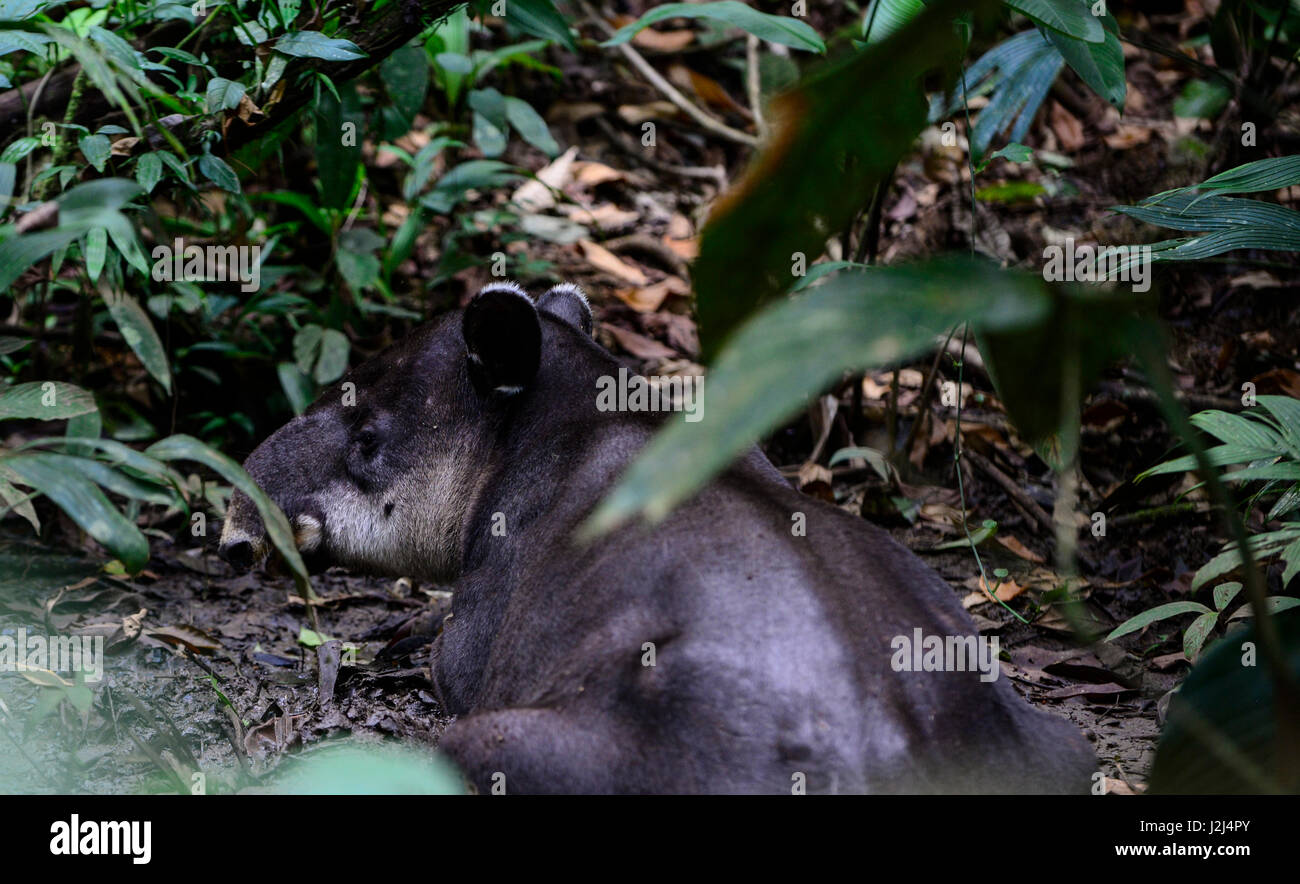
1173, 78, 1230, 119
0, 470, 39, 532
862, 0, 926, 44
336, 250, 380, 293
277, 362, 313, 415
275, 31, 366, 61
604, 1, 825, 53
380, 45, 429, 136
692, 0, 978, 355
497, 0, 576, 51
1005, 0, 1104, 42
135, 152, 163, 193
293, 324, 323, 375
1, 136, 40, 163
1213, 581, 1243, 612
505, 96, 560, 156
314, 329, 350, 384
0, 381, 96, 420
0, 453, 149, 572
1105, 601, 1214, 641
206, 77, 247, 112
420, 160, 520, 214
1045, 9, 1125, 107
315, 84, 364, 210
583, 259, 1050, 534
79, 133, 111, 172
265, 743, 464, 794
84, 227, 107, 281
198, 152, 240, 193
469, 88, 509, 157
103, 293, 171, 392
1182, 611, 1219, 660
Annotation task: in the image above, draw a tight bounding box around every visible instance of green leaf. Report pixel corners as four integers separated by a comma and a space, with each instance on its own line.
264, 743, 464, 794
0, 381, 97, 420
103, 294, 171, 392
582, 259, 1051, 535
206, 76, 247, 112
293, 324, 323, 375
420, 160, 520, 214
1045, 9, 1125, 107
79, 133, 111, 172
277, 362, 313, 415
314, 329, 350, 384
145, 434, 311, 595
504, 96, 560, 156
1182, 611, 1219, 660
198, 152, 240, 193
315, 84, 364, 210
380, 45, 429, 136
84, 227, 107, 281
862, 0, 926, 44
469, 88, 509, 157
1005, 0, 1104, 42
1173, 78, 1230, 119
135, 152, 163, 193
692, 0, 970, 355
1105, 601, 1214, 642
0, 453, 150, 572
1, 136, 41, 164
275, 31, 367, 61
335, 249, 380, 293
498, 0, 576, 51
1213, 581, 1243, 611
604, 1, 825, 53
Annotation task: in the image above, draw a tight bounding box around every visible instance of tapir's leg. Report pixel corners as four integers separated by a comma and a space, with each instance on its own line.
438, 707, 656, 794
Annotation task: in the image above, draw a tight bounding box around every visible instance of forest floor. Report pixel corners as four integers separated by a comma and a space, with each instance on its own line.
2, 7, 1299, 794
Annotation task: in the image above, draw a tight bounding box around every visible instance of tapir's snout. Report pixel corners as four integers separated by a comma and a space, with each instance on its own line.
218, 488, 270, 572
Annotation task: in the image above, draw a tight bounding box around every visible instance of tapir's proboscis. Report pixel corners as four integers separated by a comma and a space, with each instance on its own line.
219, 281, 1096, 794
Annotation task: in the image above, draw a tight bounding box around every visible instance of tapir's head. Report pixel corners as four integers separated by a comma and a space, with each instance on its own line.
217, 281, 594, 581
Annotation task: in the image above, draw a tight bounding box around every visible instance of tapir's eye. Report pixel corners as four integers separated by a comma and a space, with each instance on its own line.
355, 427, 380, 458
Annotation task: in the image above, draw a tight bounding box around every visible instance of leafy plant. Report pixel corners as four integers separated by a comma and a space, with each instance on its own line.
1120, 395, 1300, 649
1110, 156, 1300, 267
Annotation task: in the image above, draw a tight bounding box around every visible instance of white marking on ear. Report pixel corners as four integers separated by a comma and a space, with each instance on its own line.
545, 282, 589, 311
476, 280, 531, 302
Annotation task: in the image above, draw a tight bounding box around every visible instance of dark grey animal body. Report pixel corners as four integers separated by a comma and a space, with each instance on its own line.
220, 282, 1096, 794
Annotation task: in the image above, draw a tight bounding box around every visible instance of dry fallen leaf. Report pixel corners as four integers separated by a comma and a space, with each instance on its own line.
633, 28, 695, 52
995, 534, 1046, 564
578, 239, 650, 285
614, 277, 690, 312
1104, 124, 1153, 150
1050, 102, 1086, 151
604, 324, 676, 360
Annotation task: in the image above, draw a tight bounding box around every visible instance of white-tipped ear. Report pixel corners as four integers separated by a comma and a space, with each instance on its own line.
537, 282, 593, 336
463, 281, 542, 396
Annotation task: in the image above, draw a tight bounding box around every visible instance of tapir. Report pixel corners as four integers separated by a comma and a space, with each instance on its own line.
219, 281, 1096, 794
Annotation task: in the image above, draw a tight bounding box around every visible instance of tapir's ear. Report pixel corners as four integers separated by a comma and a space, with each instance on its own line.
537, 282, 593, 337
462, 282, 541, 396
